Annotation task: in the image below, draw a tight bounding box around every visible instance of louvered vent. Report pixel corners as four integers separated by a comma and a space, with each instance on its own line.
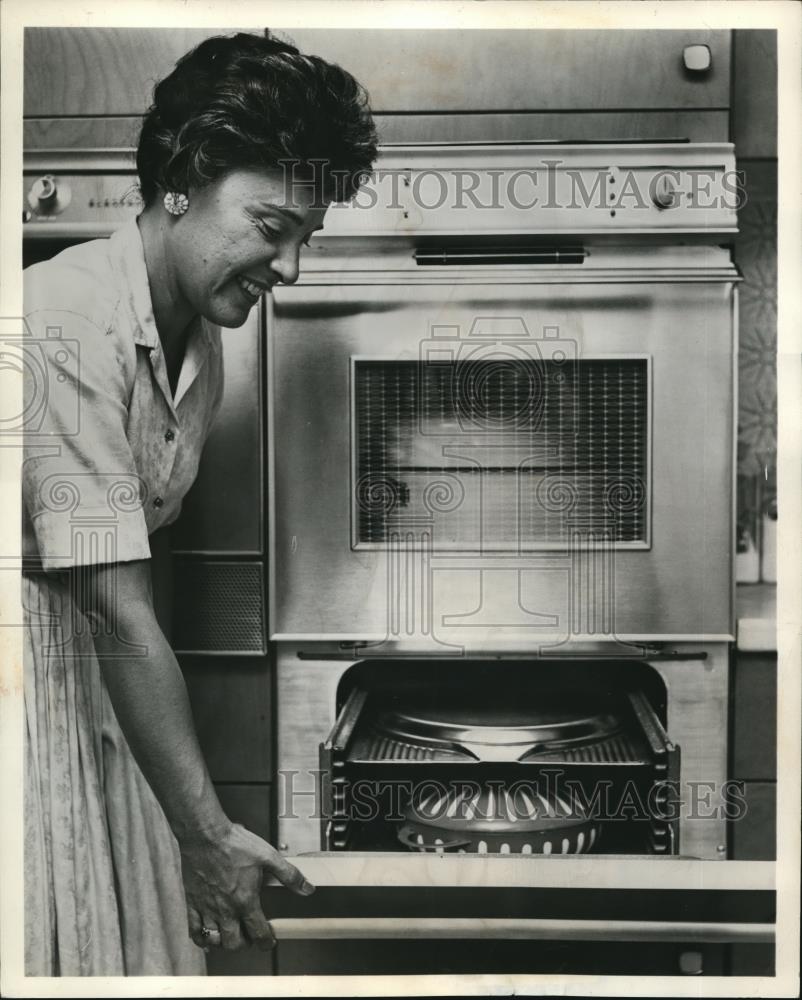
354, 359, 648, 547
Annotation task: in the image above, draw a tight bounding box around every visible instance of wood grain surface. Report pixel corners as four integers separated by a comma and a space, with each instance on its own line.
24, 27, 731, 118
733, 29, 778, 158
24, 110, 730, 150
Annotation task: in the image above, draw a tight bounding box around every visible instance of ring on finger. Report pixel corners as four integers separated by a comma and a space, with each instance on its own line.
200, 925, 222, 946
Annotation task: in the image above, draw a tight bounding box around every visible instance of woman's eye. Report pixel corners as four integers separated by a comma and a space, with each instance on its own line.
255, 217, 282, 241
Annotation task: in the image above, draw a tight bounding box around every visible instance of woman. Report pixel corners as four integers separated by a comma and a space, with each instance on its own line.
22, 31, 377, 975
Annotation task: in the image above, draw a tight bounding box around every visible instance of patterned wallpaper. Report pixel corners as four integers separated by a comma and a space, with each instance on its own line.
735, 160, 778, 479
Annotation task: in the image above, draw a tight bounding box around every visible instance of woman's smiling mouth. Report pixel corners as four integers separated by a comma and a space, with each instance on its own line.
236, 274, 271, 301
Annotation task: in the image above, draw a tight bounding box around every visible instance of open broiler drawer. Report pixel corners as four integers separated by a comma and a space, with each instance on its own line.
261, 857, 775, 976
319, 660, 680, 857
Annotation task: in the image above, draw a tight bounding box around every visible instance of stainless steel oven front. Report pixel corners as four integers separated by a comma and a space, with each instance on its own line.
270, 259, 736, 647
269, 143, 742, 874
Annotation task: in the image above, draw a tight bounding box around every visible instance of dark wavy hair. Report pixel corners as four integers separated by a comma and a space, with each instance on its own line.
136, 31, 378, 206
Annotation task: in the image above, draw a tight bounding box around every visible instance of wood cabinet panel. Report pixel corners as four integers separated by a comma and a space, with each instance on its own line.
205, 943, 273, 976
180, 654, 272, 782
215, 783, 273, 843
289, 28, 732, 112
275, 939, 728, 976
730, 782, 776, 861
24, 116, 144, 149
728, 943, 776, 976
24, 28, 249, 117
731, 652, 777, 780
171, 305, 263, 556
733, 30, 777, 158
24, 28, 731, 118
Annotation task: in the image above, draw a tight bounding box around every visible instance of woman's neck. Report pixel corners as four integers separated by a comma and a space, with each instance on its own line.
136, 207, 197, 364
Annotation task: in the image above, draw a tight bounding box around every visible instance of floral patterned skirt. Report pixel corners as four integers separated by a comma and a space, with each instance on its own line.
23, 571, 206, 976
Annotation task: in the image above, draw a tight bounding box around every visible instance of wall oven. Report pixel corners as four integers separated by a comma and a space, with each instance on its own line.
271, 142, 737, 848
265, 143, 772, 974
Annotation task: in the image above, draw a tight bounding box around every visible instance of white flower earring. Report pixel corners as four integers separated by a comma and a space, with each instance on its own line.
163, 192, 189, 216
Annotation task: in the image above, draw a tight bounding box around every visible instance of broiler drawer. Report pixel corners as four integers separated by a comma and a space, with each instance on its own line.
262, 856, 774, 976
277, 646, 730, 861
317, 659, 680, 857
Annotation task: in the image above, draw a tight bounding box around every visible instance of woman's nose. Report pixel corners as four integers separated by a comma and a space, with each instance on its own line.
270, 244, 300, 286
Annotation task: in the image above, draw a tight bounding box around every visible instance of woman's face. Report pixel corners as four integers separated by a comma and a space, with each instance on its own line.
165, 167, 327, 328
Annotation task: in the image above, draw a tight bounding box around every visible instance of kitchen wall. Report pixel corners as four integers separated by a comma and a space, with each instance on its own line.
731, 31, 778, 582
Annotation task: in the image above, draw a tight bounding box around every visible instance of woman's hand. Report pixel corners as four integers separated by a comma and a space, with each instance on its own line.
180, 822, 315, 951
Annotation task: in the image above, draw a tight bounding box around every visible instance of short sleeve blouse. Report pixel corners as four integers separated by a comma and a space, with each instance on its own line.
22, 220, 225, 571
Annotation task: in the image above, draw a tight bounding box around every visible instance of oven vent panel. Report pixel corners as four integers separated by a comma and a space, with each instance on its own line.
354, 358, 649, 548
172, 560, 266, 653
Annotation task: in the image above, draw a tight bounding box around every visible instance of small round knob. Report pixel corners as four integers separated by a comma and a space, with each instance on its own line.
27, 175, 71, 216
31, 175, 58, 206
652, 174, 678, 210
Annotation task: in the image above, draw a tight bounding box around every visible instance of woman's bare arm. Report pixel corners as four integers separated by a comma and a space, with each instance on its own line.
72, 558, 313, 950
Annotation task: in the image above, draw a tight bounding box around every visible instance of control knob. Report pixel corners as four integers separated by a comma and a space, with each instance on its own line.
27, 175, 71, 216
651, 174, 678, 210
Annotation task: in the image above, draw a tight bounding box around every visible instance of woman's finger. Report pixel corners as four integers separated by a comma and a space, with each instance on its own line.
187, 906, 202, 938
219, 916, 245, 952
187, 906, 209, 951
263, 851, 315, 896
241, 905, 276, 951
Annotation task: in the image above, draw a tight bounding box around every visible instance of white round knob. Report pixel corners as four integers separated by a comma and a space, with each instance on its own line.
652, 175, 678, 210
27, 175, 71, 216
31, 175, 58, 205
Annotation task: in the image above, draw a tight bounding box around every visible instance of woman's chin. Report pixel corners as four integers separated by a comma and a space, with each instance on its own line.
205, 296, 255, 329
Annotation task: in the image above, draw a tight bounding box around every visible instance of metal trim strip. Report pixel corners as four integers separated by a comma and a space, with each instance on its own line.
265, 854, 774, 890
267, 916, 773, 944
23, 148, 136, 172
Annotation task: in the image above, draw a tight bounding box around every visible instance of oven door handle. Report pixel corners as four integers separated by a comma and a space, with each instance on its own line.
413, 246, 586, 265
268, 917, 774, 945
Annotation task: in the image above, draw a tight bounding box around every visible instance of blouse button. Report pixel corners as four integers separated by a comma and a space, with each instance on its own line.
153, 496, 164, 509
164, 429, 175, 442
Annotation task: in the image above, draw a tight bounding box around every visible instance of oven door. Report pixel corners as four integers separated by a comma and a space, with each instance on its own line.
261, 855, 774, 976
269, 272, 736, 646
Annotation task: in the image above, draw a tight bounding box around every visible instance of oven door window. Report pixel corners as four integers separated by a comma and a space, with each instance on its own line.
353, 357, 649, 549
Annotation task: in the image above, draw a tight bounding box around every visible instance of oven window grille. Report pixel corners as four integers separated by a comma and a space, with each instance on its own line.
354, 358, 648, 546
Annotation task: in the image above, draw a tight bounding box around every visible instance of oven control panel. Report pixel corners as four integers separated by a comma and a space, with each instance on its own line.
22, 172, 141, 231
318, 142, 740, 239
